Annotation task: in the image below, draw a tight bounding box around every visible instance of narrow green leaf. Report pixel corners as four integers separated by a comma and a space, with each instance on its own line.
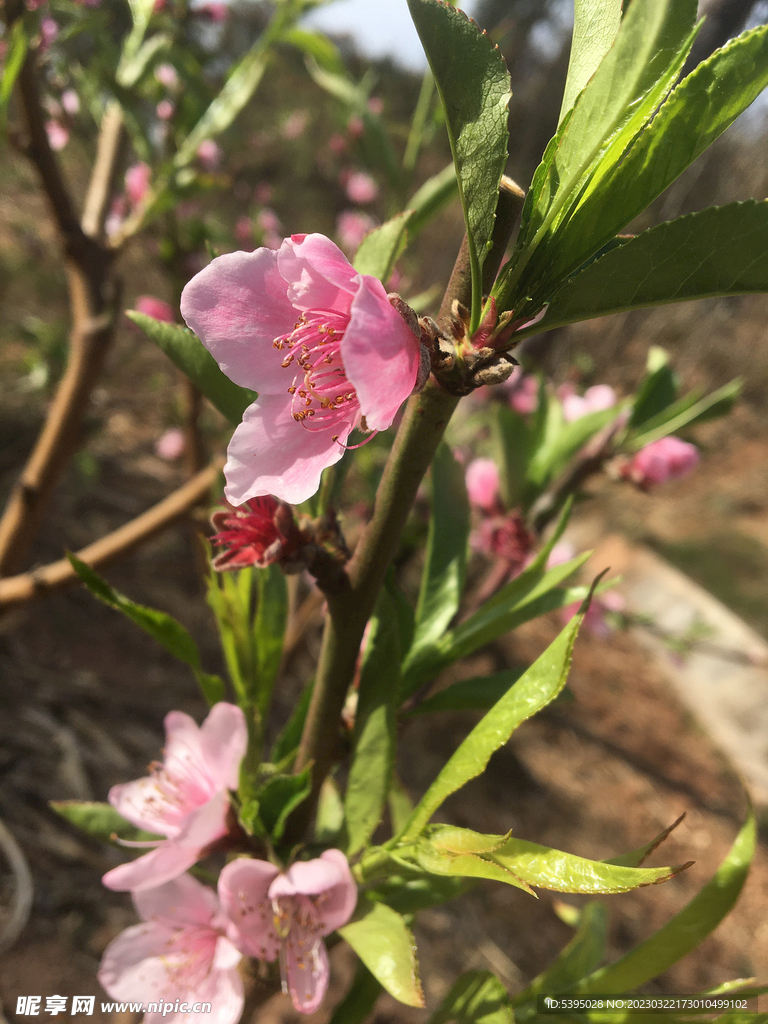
254, 564, 287, 717
409, 443, 470, 661
411, 840, 536, 896
574, 809, 756, 993
339, 902, 425, 1008
365, 862, 469, 915
315, 777, 344, 844
282, 27, 345, 76
68, 555, 225, 704
559, 0, 623, 124
328, 962, 382, 1024
256, 765, 312, 842
490, 835, 690, 894
628, 349, 678, 431
345, 592, 400, 856
493, 404, 534, 510
116, 0, 156, 87
397, 605, 584, 842
526, 404, 625, 489
50, 800, 148, 843
353, 212, 412, 282
126, 312, 256, 424
527, 203, 768, 336
426, 971, 513, 1024
625, 379, 741, 451
605, 814, 686, 868
407, 0, 510, 328
407, 668, 525, 717
271, 679, 313, 764
388, 775, 414, 837
0, 21, 29, 125
547, 24, 768, 292
514, 902, 607, 1004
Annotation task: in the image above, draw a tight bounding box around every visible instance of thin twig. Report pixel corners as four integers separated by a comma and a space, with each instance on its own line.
0, 459, 223, 609
0, 817, 34, 954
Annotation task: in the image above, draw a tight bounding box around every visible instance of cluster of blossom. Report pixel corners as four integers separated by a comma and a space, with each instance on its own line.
100, 703, 357, 1020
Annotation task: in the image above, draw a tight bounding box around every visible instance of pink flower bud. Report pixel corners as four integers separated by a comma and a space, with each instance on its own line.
196, 138, 222, 171
561, 384, 617, 422
344, 170, 379, 205
156, 98, 174, 120
154, 62, 179, 90
624, 435, 699, 488
465, 458, 501, 513
155, 427, 185, 460
61, 88, 80, 115
45, 121, 69, 151
135, 295, 175, 323
125, 161, 151, 208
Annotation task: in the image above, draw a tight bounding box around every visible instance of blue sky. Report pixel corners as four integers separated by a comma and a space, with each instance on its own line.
303, 0, 480, 72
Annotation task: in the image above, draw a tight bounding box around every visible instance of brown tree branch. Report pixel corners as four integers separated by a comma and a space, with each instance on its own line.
0, 459, 224, 609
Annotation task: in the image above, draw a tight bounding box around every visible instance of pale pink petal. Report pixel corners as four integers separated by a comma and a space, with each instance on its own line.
99, 921, 175, 1001
583, 384, 616, 413
268, 850, 356, 934
342, 275, 420, 431
277, 234, 358, 312
218, 858, 281, 960
162, 711, 212, 795
171, 966, 243, 1024
223, 394, 354, 506
180, 249, 296, 393
174, 788, 229, 848
134, 873, 219, 929
314, 849, 358, 932
284, 932, 329, 1014
102, 839, 201, 892
269, 858, 342, 899
465, 458, 500, 512
213, 935, 243, 971
108, 775, 180, 837
198, 702, 248, 790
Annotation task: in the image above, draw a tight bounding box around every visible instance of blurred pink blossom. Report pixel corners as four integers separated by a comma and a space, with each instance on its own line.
45, 121, 69, 151
155, 428, 186, 461
282, 111, 308, 140
155, 62, 179, 90
102, 703, 247, 892
254, 181, 272, 204
219, 850, 357, 1014
562, 589, 625, 639
125, 161, 151, 208
256, 208, 281, 234
622, 435, 699, 488
40, 16, 59, 48
99, 873, 244, 1024
195, 1, 227, 19
180, 234, 422, 504
473, 512, 535, 576
560, 384, 617, 422
105, 196, 127, 238
465, 458, 501, 513
336, 210, 375, 253
367, 97, 384, 115
328, 132, 347, 155
136, 295, 175, 323
61, 88, 80, 115
347, 115, 364, 139
509, 372, 539, 416
156, 99, 175, 120
196, 139, 222, 171
344, 170, 379, 205
234, 216, 254, 246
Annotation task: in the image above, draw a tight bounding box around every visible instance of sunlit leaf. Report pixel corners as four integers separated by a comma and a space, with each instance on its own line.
126, 312, 256, 424
353, 212, 412, 283
407, 668, 525, 717
51, 800, 152, 844
340, 901, 425, 1008
426, 971, 513, 1024
559, 0, 623, 124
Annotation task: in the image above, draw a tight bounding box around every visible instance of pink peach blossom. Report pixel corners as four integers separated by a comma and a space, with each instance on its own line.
180, 234, 422, 504
136, 295, 175, 323
219, 850, 357, 1014
465, 458, 501, 513
157, 99, 175, 120
561, 384, 617, 423
344, 170, 379, 205
155, 63, 179, 90
210, 496, 302, 571
99, 873, 243, 1024
508, 373, 539, 416
623, 435, 699, 488
61, 88, 80, 115
336, 210, 375, 253
45, 121, 69, 151
196, 139, 222, 171
125, 162, 151, 208
102, 703, 247, 892
156, 427, 186, 460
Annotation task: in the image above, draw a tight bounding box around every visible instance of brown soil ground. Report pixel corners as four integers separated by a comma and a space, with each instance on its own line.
2, 353, 768, 1021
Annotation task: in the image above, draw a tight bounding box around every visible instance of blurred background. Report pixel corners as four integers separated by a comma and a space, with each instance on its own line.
2, 0, 768, 1017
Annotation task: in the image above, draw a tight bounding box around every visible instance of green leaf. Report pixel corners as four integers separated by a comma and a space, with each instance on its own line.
50, 800, 150, 843
498, 0, 698, 313
493, 404, 535, 510
574, 808, 756, 994
605, 814, 686, 867
409, 443, 470, 662
328, 962, 382, 1024
527, 203, 768, 336
514, 902, 607, 1005
628, 348, 678, 431
545, 24, 768, 293
253, 564, 287, 717
625, 379, 741, 451
408, 0, 510, 329
282, 27, 346, 76
526, 404, 625, 490
559, 0, 622, 124
68, 555, 225, 705
339, 901, 425, 1008
397, 605, 584, 843
256, 765, 313, 842
426, 971, 513, 1024
407, 668, 525, 717
116, 0, 157, 87
344, 592, 401, 856
0, 21, 29, 126
353, 212, 412, 283
388, 775, 414, 838
315, 776, 345, 845
365, 863, 469, 915
271, 679, 313, 764
127, 312, 256, 424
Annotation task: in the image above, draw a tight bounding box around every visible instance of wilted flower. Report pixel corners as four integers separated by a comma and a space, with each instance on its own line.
102, 703, 247, 892
125, 162, 151, 208
210, 496, 303, 571
99, 873, 244, 1024
219, 850, 357, 1014
196, 139, 222, 171
343, 170, 379, 205
622, 435, 699, 488
136, 295, 175, 323
180, 234, 423, 504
